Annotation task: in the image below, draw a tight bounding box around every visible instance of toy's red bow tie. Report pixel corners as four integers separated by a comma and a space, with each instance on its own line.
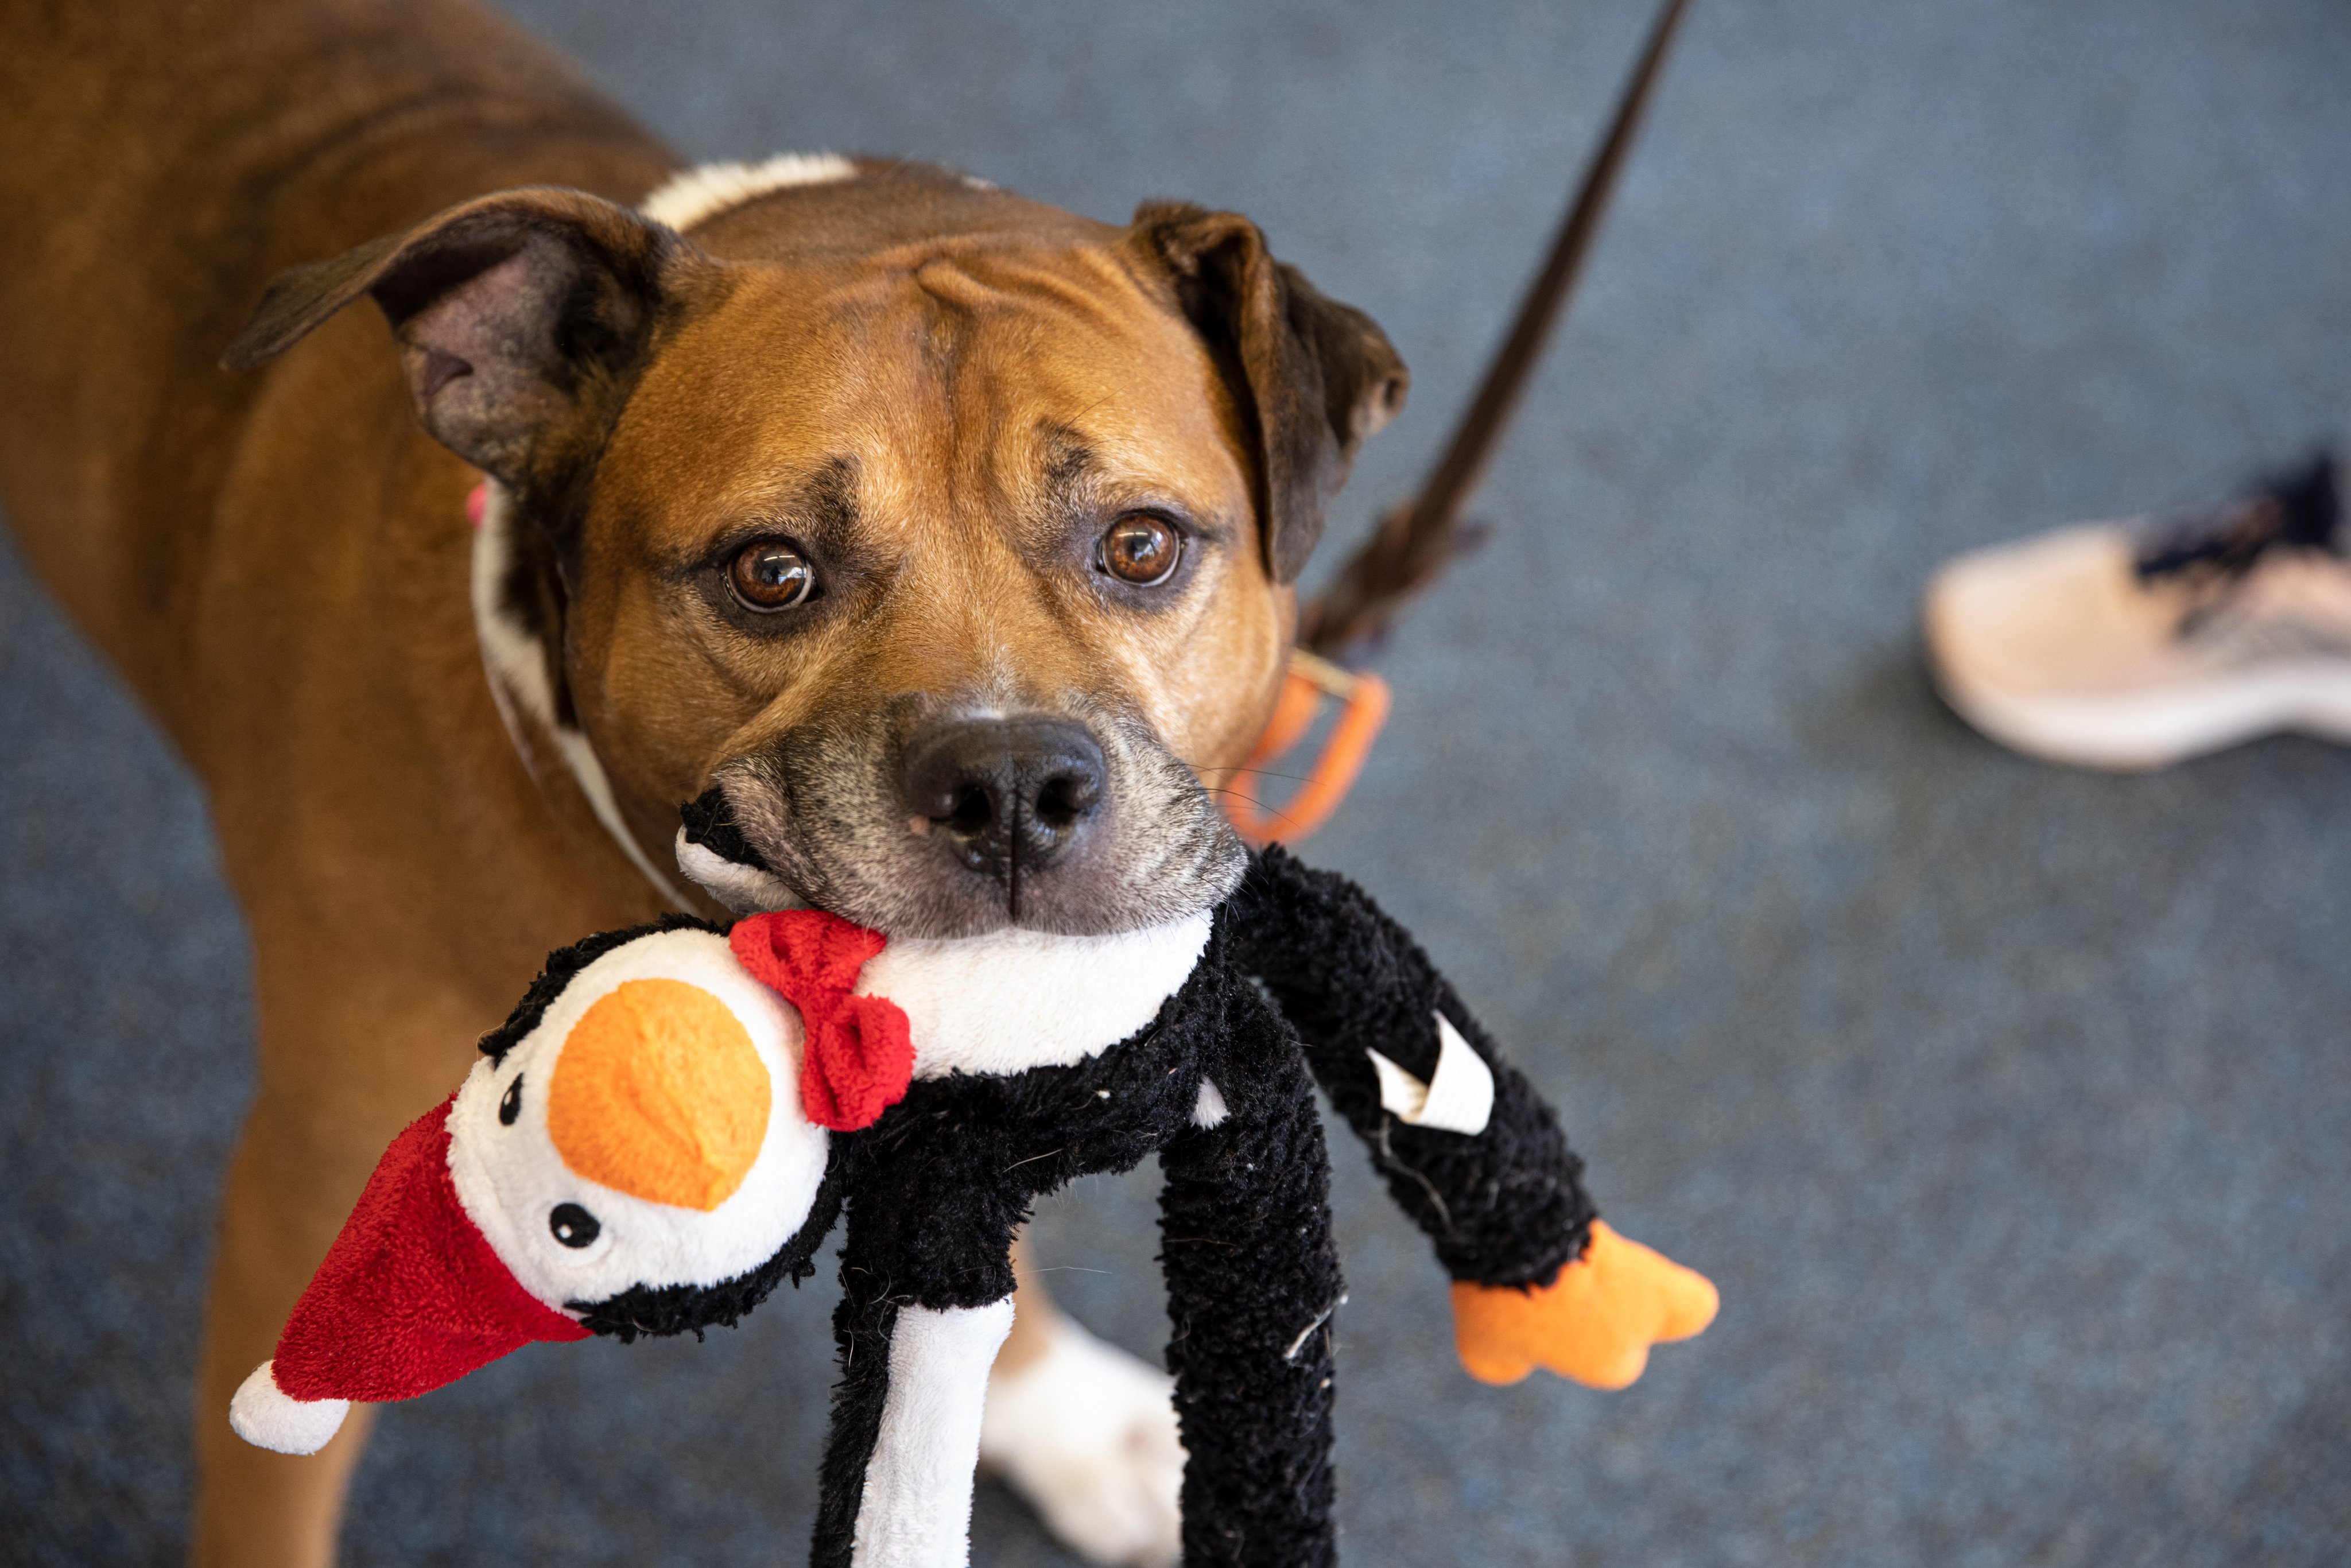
728, 910, 913, 1132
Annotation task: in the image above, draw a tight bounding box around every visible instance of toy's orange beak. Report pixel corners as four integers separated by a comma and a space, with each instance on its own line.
547, 979, 772, 1211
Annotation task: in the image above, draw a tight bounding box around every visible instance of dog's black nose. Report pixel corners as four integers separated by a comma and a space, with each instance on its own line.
901, 717, 1107, 902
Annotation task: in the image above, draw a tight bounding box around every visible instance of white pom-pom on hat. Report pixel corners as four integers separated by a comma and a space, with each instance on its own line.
229, 1361, 350, 1456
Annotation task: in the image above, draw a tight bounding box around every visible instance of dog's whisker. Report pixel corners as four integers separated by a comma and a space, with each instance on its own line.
1211, 767, 1317, 784
1180, 760, 1318, 784
1194, 786, 1305, 830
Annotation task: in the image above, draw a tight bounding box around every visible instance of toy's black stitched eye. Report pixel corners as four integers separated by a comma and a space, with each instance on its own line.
499, 1074, 523, 1125
1097, 514, 1182, 587
728, 538, 816, 611
549, 1203, 600, 1248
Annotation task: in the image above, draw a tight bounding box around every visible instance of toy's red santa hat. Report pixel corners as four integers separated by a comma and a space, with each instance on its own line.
230, 1100, 591, 1454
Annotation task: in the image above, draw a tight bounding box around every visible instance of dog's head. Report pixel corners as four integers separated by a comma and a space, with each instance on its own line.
227, 163, 1405, 937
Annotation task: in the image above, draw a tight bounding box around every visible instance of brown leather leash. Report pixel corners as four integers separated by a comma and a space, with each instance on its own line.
1232, 0, 1694, 845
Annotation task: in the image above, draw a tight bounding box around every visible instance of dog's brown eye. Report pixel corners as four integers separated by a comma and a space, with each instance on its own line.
1099, 514, 1181, 587
728, 539, 815, 611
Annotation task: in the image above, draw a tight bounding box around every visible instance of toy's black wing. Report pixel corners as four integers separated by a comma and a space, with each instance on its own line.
1227, 845, 1596, 1289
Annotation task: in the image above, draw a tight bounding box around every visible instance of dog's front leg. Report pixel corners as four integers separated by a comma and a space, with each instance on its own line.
195, 1115, 382, 1568
981, 1236, 1186, 1568
191, 948, 490, 1568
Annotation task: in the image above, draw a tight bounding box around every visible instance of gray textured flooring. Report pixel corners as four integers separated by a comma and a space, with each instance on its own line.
6, 1, 2351, 1563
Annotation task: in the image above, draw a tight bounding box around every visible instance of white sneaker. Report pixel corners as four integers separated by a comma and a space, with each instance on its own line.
1923, 453, 2351, 769
979, 1316, 1185, 1567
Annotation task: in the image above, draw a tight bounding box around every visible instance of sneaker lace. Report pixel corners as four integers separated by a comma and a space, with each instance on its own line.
2134, 450, 2340, 584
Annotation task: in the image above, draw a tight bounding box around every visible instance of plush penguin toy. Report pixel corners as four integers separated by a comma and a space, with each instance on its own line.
232, 802, 1716, 1568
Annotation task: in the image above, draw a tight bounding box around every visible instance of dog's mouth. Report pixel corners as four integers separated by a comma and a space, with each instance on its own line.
674, 789, 804, 917
674, 697, 1246, 940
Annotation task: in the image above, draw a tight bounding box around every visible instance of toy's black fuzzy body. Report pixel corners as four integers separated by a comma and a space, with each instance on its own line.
813, 920, 1342, 1567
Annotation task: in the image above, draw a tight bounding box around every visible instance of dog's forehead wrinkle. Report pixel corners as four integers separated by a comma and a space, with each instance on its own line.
893, 236, 1131, 306
911, 255, 995, 314
829, 247, 1182, 416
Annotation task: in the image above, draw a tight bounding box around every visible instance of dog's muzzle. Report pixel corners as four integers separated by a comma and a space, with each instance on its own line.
676, 704, 1246, 939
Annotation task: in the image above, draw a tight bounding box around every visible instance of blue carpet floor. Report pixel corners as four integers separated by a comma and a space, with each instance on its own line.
6, 1, 2351, 1562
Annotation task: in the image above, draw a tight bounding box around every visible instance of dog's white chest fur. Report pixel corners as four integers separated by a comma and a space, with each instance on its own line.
859, 914, 1212, 1080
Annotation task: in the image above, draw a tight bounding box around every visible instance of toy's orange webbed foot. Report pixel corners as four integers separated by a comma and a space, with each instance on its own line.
1451, 1220, 1717, 1389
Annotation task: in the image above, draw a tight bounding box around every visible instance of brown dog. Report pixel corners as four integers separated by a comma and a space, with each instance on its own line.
0, 0, 1405, 1562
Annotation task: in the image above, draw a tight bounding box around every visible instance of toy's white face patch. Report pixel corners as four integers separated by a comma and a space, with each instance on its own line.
447, 927, 827, 1312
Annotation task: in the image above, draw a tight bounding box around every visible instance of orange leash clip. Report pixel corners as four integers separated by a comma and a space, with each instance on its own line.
1224, 650, 1392, 847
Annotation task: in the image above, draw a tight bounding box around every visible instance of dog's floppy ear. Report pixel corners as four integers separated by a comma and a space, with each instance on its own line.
1130, 203, 1408, 584
223, 187, 711, 488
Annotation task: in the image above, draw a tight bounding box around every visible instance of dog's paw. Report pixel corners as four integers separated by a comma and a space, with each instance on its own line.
980, 1317, 1184, 1568
1452, 1220, 1718, 1389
